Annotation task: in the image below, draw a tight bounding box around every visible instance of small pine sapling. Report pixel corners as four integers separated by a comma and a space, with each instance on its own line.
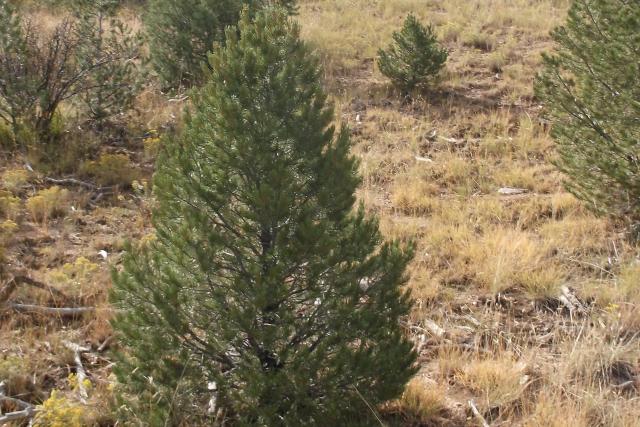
378, 14, 447, 94
112, 8, 417, 426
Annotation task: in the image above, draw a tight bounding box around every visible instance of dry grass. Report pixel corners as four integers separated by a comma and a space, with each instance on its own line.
299, 0, 639, 424
0, 0, 638, 425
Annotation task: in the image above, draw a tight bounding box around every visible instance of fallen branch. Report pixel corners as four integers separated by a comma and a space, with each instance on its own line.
0, 408, 36, 425
63, 342, 91, 404
468, 400, 490, 427
13, 275, 69, 300
0, 279, 17, 305
440, 136, 461, 144
8, 303, 95, 317
415, 155, 433, 163
168, 95, 189, 103
44, 177, 97, 190
43, 177, 116, 206
0, 381, 37, 425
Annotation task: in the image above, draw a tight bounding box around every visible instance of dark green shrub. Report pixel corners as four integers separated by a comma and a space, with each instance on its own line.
535, 0, 640, 234
378, 14, 447, 93
73, 0, 144, 129
145, 0, 297, 89
112, 8, 416, 426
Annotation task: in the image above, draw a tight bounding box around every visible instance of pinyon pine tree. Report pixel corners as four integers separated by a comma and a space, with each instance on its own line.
112, 8, 416, 426
145, 0, 297, 88
535, 0, 640, 234
378, 14, 447, 93
73, 0, 143, 129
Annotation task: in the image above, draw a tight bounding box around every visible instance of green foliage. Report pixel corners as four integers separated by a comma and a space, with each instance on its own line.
378, 14, 448, 93
0, 0, 143, 150
112, 8, 416, 426
535, 0, 640, 234
0, 0, 34, 147
145, 0, 297, 89
72, 0, 144, 128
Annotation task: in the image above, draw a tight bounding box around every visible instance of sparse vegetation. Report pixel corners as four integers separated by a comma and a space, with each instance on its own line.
0, 0, 142, 150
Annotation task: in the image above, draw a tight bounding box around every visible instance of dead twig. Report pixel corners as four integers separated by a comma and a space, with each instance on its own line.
498, 187, 528, 195
97, 336, 113, 353
468, 400, 490, 427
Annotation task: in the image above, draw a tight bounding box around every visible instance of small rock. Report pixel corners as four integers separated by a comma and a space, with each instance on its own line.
415, 155, 434, 163
498, 187, 528, 195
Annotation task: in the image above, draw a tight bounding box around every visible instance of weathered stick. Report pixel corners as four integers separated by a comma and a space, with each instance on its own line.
468, 400, 490, 427
43, 177, 97, 190
0, 408, 36, 425
97, 336, 113, 353
0, 381, 37, 425
8, 304, 95, 317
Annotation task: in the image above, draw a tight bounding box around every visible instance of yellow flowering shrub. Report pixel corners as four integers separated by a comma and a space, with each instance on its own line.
81, 153, 138, 187
68, 373, 93, 393
143, 134, 162, 161
25, 186, 69, 224
47, 257, 99, 295
0, 190, 20, 220
33, 390, 85, 427
2, 168, 30, 193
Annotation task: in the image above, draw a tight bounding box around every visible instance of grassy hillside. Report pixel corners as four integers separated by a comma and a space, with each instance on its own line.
2, 0, 639, 425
